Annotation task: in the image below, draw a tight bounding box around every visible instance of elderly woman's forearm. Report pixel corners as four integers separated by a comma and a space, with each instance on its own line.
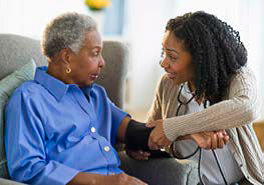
117, 116, 131, 142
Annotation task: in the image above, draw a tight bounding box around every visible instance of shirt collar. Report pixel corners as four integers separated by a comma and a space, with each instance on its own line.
34, 66, 71, 101
81, 84, 95, 95
34, 67, 96, 101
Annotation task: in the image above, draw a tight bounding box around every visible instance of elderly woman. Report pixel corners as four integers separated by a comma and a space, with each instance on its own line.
146, 11, 263, 185
4, 12, 148, 185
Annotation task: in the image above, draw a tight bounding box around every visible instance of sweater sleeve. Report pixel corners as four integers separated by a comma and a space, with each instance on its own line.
163, 67, 259, 141
145, 75, 165, 122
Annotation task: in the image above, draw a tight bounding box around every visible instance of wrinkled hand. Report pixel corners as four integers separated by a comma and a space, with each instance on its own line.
106, 173, 148, 185
146, 120, 172, 150
67, 172, 147, 185
126, 149, 151, 160
191, 130, 229, 149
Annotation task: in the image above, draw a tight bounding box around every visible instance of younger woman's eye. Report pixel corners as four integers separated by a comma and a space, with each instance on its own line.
160, 49, 178, 63
159, 50, 165, 65
169, 55, 178, 61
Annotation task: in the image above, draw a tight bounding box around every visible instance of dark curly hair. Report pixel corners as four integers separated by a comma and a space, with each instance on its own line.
166, 11, 247, 104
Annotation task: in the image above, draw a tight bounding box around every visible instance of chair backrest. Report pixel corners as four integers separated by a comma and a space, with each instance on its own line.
0, 33, 129, 178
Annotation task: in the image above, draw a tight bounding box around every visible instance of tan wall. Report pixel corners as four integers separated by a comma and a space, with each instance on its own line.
253, 121, 264, 151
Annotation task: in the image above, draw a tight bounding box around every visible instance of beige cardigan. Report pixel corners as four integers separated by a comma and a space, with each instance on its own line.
146, 67, 264, 185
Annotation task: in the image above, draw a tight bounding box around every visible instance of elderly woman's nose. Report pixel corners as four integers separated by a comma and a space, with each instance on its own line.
99, 57, 105, 67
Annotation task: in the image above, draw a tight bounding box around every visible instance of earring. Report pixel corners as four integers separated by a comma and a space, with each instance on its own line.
66, 67, 71, 74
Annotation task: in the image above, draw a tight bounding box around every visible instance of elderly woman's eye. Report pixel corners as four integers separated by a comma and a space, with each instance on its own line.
93, 52, 99, 57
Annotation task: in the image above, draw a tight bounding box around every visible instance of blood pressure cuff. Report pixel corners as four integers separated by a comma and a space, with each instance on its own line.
124, 119, 172, 158
124, 119, 153, 151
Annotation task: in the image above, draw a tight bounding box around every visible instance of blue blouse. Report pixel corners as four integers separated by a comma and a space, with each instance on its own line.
5, 67, 128, 185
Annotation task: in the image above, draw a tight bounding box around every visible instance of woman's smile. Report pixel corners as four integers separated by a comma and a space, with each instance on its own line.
167, 72, 177, 79
90, 71, 100, 80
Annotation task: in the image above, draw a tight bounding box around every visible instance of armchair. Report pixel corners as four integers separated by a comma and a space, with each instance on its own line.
0, 34, 199, 185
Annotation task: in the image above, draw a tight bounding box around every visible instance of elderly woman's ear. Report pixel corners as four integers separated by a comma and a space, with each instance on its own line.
56, 48, 72, 64
47, 48, 73, 75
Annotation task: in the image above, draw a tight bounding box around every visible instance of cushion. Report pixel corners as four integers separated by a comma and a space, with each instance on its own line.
0, 59, 36, 178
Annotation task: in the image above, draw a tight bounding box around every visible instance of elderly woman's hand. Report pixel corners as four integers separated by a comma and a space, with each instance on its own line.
126, 149, 151, 160
191, 130, 229, 149
146, 120, 172, 150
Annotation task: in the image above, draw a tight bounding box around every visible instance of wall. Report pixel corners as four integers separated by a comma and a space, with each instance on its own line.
124, 0, 175, 112
0, 0, 87, 39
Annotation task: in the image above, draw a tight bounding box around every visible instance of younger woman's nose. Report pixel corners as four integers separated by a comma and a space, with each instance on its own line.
160, 58, 169, 68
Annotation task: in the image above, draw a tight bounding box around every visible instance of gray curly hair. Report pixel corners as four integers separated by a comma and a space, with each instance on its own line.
41, 12, 97, 58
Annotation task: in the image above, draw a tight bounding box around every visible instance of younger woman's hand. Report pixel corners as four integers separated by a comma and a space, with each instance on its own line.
147, 120, 172, 150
